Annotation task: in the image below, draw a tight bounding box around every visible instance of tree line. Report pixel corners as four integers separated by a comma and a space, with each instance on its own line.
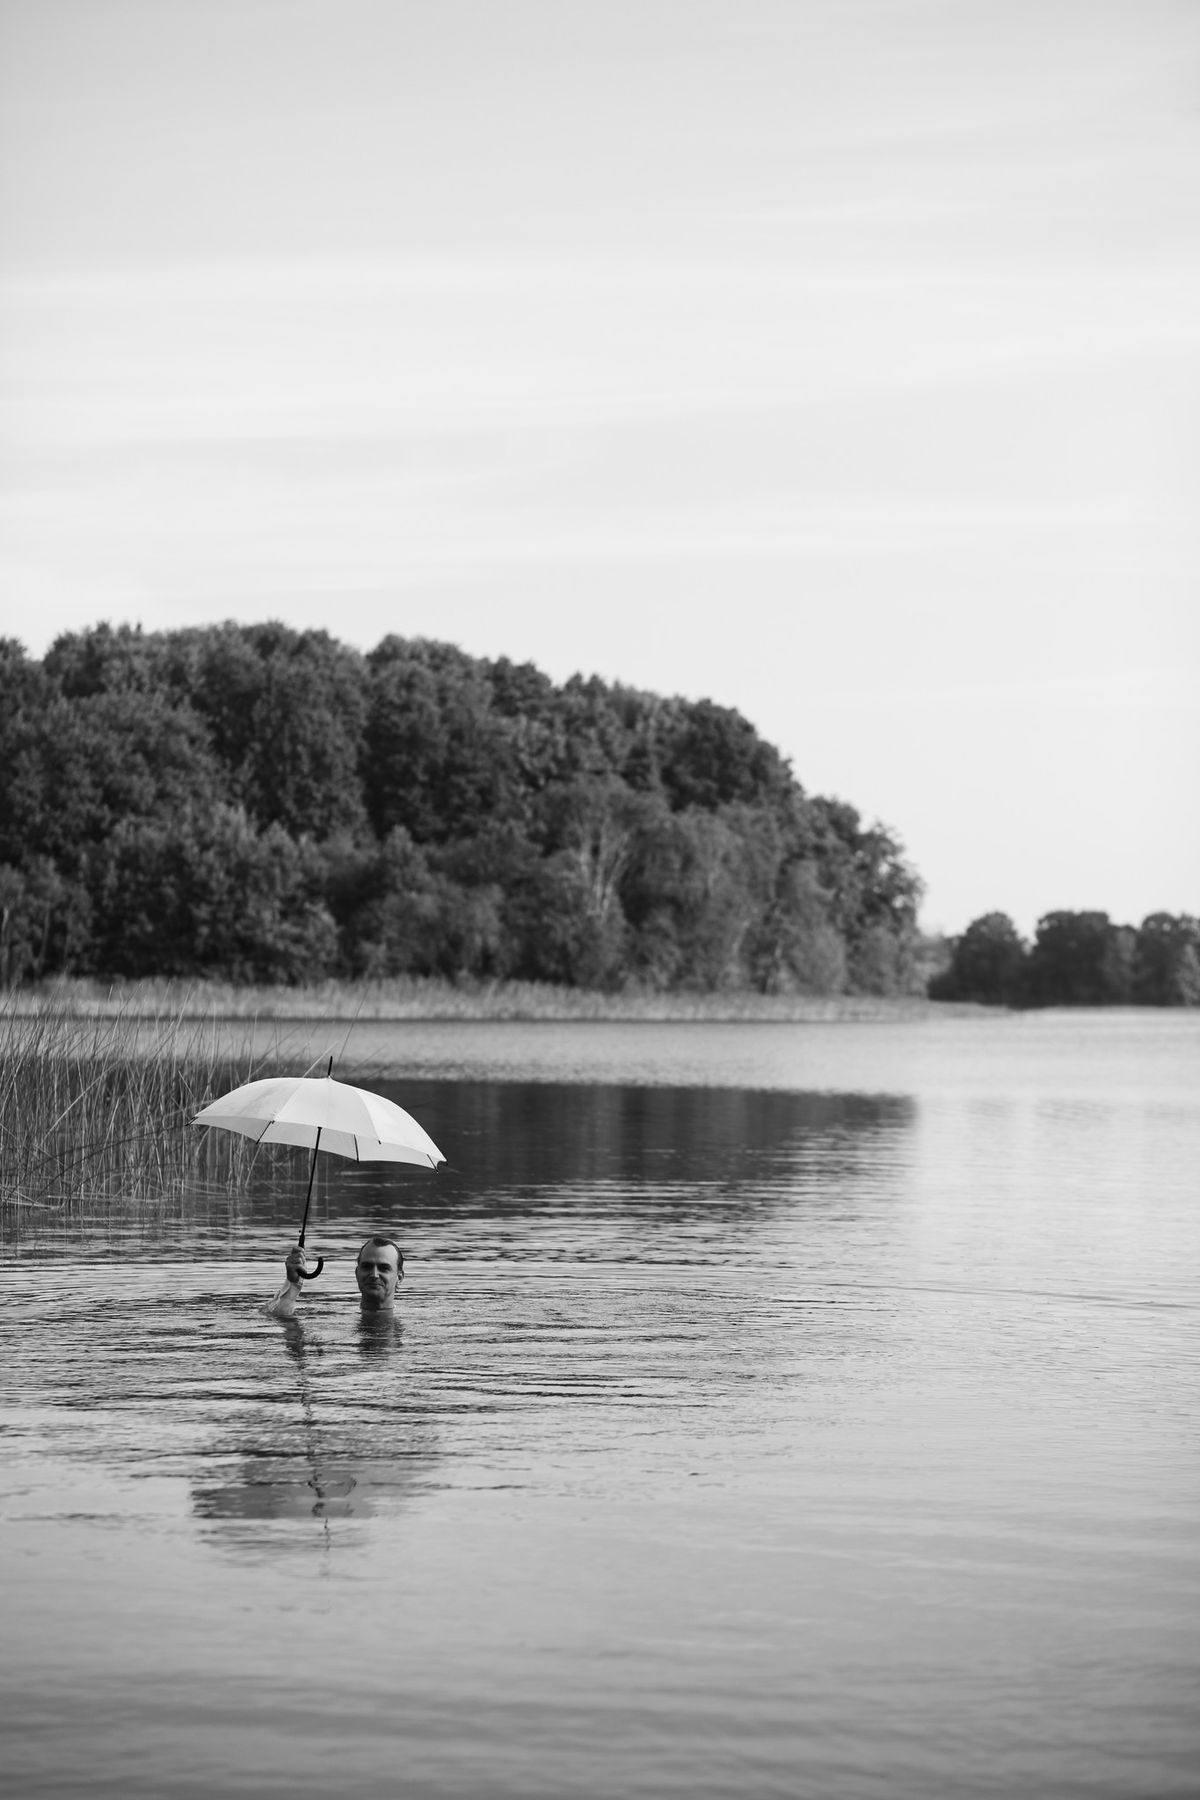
0, 622, 924, 994
931, 910, 1200, 1007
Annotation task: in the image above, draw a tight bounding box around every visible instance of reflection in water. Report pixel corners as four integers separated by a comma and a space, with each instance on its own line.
192, 1308, 440, 1544
333, 1083, 915, 1268
382, 1079, 911, 1190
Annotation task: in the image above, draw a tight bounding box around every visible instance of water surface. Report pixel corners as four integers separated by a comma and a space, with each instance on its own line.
2, 1013, 1197, 1798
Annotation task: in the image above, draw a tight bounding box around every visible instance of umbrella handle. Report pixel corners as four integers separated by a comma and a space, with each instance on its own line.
298, 1257, 324, 1281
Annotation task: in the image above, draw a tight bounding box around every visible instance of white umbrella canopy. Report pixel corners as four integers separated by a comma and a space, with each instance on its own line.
193, 1074, 444, 1168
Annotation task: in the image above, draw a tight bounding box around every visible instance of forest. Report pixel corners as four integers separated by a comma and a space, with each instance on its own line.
0, 622, 924, 995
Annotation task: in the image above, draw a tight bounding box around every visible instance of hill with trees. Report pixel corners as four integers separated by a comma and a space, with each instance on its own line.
0, 622, 924, 995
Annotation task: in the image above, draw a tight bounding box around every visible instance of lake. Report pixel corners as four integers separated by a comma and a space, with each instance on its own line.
2, 1010, 1198, 1798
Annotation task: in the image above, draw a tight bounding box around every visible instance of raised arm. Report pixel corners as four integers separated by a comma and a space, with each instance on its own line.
267, 1245, 309, 1319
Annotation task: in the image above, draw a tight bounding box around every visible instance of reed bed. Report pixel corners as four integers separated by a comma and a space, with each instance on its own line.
0, 1000, 287, 1210
7, 975, 950, 1025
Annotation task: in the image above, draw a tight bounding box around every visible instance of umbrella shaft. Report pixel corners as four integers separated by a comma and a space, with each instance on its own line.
298, 1127, 322, 1247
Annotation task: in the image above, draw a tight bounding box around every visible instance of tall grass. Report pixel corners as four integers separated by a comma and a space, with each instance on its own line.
7, 975, 950, 1024
0, 999, 283, 1209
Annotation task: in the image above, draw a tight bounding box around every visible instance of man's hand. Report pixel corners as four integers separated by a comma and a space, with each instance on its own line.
284, 1245, 309, 1287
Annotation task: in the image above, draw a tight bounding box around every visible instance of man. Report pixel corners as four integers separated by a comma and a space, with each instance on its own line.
269, 1237, 404, 1319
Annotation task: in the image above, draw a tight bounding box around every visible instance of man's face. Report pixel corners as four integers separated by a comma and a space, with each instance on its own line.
355, 1243, 401, 1308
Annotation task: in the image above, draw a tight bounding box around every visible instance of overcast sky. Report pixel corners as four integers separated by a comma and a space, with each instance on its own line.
1, 0, 1196, 934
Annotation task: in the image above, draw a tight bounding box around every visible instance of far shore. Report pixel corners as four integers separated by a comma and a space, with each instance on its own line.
5, 976, 976, 1025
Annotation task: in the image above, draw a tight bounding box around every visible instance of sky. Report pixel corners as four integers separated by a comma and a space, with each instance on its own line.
1, 0, 1196, 935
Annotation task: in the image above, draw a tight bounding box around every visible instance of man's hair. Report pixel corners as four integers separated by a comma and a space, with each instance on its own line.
356, 1235, 404, 1273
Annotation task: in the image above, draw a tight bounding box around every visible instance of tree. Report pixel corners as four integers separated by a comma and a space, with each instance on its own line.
0, 641, 52, 868
657, 696, 792, 813
1133, 914, 1200, 1006
1100, 924, 1137, 1005
161, 623, 274, 795
746, 856, 847, 996
89, 807, 338, 982
0, 858, 90, 986
239, 628, 369, 840
329, 827, 440, 978
508, 780, 647, 987
3, 690, 222, 871
930, 913, 1028, 1004
42, 621, 170, 698
803, 798, 922, 994
364, 638, 516, 843
1026, 912, 1126, 1006
0, 637, 48, 725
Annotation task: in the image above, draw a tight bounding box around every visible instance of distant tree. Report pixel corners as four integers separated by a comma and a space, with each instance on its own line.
0, 857, 91, 986
329, 827, 440, 978
486, 656, 567, 800
747, 856, 847, 996
1133, 914, 1200, 1006
0, 637, 48, 724
553, 675, 642, 792
161, 623, 274, 795
846, 922, 921, 996
1026, 911, 1129, 1006
617, 799, 765, 990
89, 807, 338, 982
424, 879, 507, 980
0, 641, 51, 868
930, 912, 1028, 1004
41, 621, 170, 698
913, 931, 954, 996
803, 798, 922, 994
1100, 923, 1138, 1005
364, 638, 517, 843
238, 627, 369, 840
3, 690, 222, 872
657, 696, 792, 813
667, 807, 763, 988
515, 780, 647, 987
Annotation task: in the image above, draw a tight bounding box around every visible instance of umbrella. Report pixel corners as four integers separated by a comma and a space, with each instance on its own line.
193, 1060, 443, 1280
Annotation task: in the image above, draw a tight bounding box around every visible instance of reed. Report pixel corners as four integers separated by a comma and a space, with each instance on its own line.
0, 998, 284, 1210
7, 975, 949, 1024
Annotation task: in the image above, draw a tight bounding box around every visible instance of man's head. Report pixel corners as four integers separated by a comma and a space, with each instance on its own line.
355, 1236, 404, 1309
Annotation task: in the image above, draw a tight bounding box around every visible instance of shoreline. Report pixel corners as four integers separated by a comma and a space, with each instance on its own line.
5, 976, 974, 1025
